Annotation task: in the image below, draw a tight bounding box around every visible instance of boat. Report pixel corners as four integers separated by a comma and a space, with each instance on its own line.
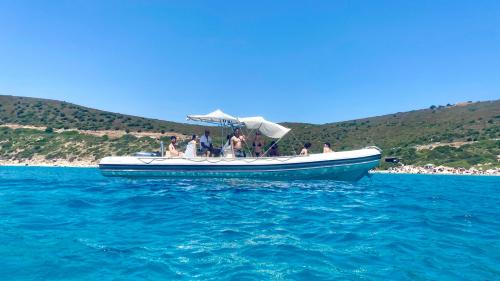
99, 110, 381, 181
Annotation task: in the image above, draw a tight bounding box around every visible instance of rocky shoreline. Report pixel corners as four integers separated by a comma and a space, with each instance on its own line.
373, 165, 500, 176
0, 159, 97, 168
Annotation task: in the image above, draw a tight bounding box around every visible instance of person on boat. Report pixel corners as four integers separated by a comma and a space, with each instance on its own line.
184, 135, 197, 158
323, 142, 333, 153
252, 130, 265, 157
300, 142, 311, 156
268, 141, 279, 157
168, 136, 183, 157
200, 130, 213, 157
222, 134, 234, 158
231, 128, 246, 157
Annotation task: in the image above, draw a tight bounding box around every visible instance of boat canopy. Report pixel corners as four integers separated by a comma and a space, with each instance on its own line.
238, 116, 291, 138
187, 110, 291, 138
187, 109, 239, 124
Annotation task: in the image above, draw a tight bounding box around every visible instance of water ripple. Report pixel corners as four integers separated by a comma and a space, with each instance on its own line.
0, 167, 499, 280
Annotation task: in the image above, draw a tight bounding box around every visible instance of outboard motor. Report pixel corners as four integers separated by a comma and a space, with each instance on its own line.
384, 157, 400, 163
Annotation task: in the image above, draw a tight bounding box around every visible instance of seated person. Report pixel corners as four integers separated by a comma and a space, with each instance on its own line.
323, 142, 333, 153
168, 136, 183, 157
184, 135, 197, 158
267, 141, 279, 157
300, 142, 312, 156
231, 128, 246, 157
200, 130, 213, 157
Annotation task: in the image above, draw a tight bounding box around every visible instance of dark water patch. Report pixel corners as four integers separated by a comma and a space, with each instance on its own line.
65, 199, 96, 209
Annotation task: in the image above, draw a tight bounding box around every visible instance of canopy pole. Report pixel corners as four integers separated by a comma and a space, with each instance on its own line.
290, 131, 302, 155
241, 126, 253, 157
221, 121, 224, 149
261, 136, 284, 157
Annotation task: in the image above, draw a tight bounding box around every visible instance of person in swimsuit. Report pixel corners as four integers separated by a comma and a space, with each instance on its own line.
252, 131, 265, 157
300, 142, 311, 156
168, 136, 183, 157
231, 128, 246, 157
268, 141, 279, 157
323, 142, 333, 153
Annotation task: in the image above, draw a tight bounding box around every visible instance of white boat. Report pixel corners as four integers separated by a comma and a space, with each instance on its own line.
99, 110, 381, 181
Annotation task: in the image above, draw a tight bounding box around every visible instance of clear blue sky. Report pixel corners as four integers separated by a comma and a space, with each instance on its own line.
1, 1, 499, 124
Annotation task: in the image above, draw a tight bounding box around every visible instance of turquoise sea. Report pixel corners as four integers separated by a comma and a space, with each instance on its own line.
0, 167, 498, 280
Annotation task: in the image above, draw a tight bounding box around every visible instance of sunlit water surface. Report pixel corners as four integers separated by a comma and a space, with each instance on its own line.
0, 167, 499, 280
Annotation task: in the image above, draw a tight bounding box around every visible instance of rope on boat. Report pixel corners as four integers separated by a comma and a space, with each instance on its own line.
138, 158, 158, 164
138, 155, 298, 165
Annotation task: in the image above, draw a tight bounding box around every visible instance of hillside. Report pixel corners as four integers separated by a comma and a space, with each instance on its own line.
0, 95, 499, 167
0, 95, 202, 134
280, 100, 500, 167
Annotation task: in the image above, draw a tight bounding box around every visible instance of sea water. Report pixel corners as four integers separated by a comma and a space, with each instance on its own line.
0, 167, 498, 280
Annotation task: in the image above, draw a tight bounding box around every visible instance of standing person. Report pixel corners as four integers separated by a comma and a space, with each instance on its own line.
323, 142, 333, 153
184, 135, 197, 158
231, 128, 246, 157
252, 131, 266, 157
200, 130, 213, 157
300, 142, 311, 156
168, 136, 183, 157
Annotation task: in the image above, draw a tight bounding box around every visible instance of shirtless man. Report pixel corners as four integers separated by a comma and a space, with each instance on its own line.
168, 136, 183, 157
231, 128, 246, 157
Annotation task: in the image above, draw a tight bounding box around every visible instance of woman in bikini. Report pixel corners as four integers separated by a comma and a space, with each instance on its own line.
300, 142, 312, 156
252, 131, 265, 157
323, 142, 333, 153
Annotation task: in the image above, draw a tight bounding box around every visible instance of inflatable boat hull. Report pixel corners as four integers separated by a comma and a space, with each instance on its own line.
99, 148, 381, 181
